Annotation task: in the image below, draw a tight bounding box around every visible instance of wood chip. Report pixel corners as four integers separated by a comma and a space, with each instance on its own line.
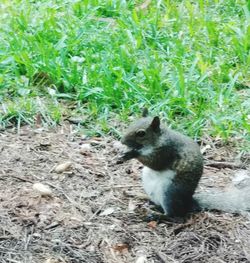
55, 161, 72, 173
112, 243, 129, 253
99, 207, 116, 216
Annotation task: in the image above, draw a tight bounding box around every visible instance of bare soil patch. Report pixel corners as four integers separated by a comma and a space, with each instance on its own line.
0, 124, 249, 263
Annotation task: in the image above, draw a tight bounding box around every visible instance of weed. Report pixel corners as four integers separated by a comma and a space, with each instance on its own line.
0, 0, 249, 145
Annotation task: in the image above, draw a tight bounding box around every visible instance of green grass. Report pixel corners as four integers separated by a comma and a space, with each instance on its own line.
0, 0, 249, 144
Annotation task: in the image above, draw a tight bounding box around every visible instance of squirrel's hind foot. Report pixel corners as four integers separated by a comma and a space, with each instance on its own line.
143, 211, 185, 224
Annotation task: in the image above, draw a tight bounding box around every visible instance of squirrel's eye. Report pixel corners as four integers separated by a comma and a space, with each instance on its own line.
136, 130, 146, 137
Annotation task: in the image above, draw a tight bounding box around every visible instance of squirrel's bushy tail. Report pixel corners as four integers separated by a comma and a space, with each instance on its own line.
194, 185, 250, 214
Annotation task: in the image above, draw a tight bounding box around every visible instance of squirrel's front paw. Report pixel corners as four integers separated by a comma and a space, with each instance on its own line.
116, 150, 139, 164
116, 154, 126, 164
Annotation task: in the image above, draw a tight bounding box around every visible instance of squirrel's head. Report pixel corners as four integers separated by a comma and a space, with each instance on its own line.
121, 109, 161, 149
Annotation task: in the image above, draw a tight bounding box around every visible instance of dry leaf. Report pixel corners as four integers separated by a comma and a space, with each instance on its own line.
55, 161, 72, 173
33, 183, 52, 196
112, 243, 129, 253
147, 221, 157, 229
99, 207, 115, 216
35, 113, 42, 127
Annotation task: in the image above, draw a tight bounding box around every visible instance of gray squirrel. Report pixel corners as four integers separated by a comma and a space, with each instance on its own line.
120, 109, 250, 218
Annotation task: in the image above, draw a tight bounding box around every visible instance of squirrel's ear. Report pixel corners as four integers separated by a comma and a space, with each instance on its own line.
150, 116, 160, 131
142, 108, 149, 117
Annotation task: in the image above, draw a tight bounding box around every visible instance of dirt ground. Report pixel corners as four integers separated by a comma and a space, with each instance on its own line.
0, 124, 249, 263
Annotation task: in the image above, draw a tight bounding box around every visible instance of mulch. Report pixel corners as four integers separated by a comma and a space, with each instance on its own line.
0, 124, 249, 263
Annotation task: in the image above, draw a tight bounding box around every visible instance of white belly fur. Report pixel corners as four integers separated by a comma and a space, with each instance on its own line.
142, 167, 175, 208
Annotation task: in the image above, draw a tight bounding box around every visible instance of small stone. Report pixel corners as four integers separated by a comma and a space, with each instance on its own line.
136, 256, 147, 263
33, 183, 52, 196
55, 161, 72, 173
79, 143, 91, 154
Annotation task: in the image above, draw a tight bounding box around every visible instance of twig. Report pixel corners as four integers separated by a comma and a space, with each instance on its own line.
205, 161, 245, 169
155, 251, 177, 263
0, 235, 14, 240
45, 182, 87, 213
88, 202, 107, 221
44, 221, 61, 230
104, 184, 141, 189
6, 259, 21, 263
5, 174, 34, 184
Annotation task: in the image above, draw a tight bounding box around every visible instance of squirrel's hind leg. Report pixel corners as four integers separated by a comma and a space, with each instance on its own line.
161, 182, 195, 217
144, 211, 185, 223
147, 200, 165, 213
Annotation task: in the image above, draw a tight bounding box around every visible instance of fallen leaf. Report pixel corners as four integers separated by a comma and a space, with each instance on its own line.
33, 183, 52, 196
35, 113, 42, 127
55, 161, 72, 173
112, 243, 129, 253
147, 221, 157, 229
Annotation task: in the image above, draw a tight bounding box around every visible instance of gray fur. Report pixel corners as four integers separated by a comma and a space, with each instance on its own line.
121, 113, 250, 217
121, 115, 203, 217
195, 185, 250, 213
